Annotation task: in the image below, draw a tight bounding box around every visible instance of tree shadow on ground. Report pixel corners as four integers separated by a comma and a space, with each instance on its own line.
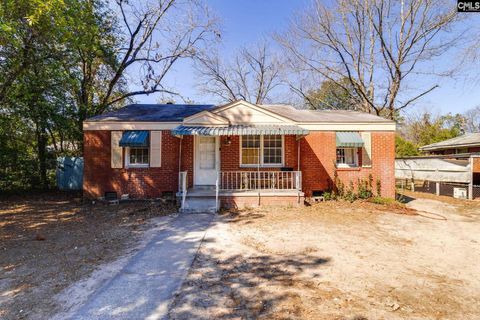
219, 209, 266, 225
169, 249, 330, 319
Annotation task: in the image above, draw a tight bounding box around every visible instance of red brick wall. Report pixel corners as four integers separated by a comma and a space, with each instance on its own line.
83, 130, 396, 199
219, 135, 298, 171
83, 130, 181, 199
300, 131, 396, 198
180, 136, 194, 188
473, 157, 480, 173
220, 195, 304, 209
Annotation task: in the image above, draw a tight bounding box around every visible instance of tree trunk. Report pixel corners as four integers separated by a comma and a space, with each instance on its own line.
36, 124, 48, 189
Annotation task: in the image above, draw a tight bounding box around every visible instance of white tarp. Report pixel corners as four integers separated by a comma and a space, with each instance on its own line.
395, 158, 471, 183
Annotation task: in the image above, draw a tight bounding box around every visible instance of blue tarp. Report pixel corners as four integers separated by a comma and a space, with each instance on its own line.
56, 157, 83, 190
119, 130, 149, 147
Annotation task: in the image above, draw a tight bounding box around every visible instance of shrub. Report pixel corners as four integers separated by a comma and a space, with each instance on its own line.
328, 176, 384, 203
344, 181, 357, 202
335, 180, 345, 198
369, 196, 395, 205
322, 191, 334, 201
376, 179, 382, 197
357, 178, 373, 199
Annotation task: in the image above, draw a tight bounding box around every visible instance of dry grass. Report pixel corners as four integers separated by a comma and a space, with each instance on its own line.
170, 194, 480, 320
0, 192, 176, 320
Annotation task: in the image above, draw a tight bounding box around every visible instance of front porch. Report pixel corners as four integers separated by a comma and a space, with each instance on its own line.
178, 170, 305, 212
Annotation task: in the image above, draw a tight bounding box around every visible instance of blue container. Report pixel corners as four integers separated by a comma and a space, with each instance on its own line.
56, 157, 84, 190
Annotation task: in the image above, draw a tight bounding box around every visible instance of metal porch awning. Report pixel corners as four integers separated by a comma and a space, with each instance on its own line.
119, 130, 149, 147
336, 131, 364, 147
172, 125, 309, 136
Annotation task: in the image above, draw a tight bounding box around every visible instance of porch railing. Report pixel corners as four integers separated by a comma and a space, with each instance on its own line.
219, 171, 302, 191
178, 171, 188, 210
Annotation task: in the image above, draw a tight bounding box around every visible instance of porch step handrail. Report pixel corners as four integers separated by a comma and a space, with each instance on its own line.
215, 172, 219, 212
178, 171, 187, 210
220, 171, 302, 191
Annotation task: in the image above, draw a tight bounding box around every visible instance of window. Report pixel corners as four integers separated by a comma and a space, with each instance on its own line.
241, 135, 283, 166
127, 148, 149, 167
263, 135, 282, 165
241, 135, 261, 165
336, 148, 358, 167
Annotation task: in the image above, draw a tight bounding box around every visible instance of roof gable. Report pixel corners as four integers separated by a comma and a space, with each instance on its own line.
183, 110, 229, 126
212, 100, 294, 125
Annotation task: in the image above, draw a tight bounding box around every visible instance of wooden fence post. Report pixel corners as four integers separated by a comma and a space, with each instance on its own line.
469, 156, 474, 200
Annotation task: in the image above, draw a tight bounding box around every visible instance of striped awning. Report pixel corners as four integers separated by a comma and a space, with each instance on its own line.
119, 130, 149, 147
336, 131, 364, 147
172, 125, 309, 136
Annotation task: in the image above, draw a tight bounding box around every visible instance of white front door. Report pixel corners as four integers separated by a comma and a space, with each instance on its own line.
194, 136, 219, 185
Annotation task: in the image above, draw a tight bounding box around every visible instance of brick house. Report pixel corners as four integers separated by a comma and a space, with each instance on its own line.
419, 133, 480, 155
418, 133, 480, 189
83, 100, 396, 209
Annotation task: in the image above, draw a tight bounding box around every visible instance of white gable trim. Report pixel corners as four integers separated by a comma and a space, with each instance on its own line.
183, 110, 229, 126
212, 100, 294, 124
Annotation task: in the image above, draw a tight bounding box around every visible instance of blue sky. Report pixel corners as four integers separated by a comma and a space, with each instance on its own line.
137, 0, 480, 115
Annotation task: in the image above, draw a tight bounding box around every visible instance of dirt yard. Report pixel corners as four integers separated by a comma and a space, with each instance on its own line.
0, 192, 176, 320
169, 192, 480, 319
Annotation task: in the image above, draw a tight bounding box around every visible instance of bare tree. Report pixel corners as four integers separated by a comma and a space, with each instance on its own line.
464, 105, 480, 133
62, 0, 218, 149
196, 41, 281, 104
277, 0, 459, 119
101, 0, 217, 107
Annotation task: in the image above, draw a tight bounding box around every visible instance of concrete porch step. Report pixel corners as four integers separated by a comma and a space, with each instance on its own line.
181, 196, 217, 214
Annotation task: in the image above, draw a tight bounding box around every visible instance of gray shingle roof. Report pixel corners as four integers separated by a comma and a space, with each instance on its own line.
87, 104, 216, 122
260, 105, 394, 123
419, 133, 480, 151
85, 102, 394, 124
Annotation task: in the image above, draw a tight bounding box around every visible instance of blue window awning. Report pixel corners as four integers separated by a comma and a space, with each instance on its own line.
336, 132, 364, 148
119, 130, 149, 147
171, 125, 309, 136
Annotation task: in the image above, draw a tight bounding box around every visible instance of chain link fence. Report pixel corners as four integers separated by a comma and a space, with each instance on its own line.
473, 185, 480, 200
396, 179, 478, 199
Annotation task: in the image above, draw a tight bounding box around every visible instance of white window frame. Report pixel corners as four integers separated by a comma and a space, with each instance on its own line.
336, 147, 359, 168
240, 135, 284, 168
125, 147, 150, 168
